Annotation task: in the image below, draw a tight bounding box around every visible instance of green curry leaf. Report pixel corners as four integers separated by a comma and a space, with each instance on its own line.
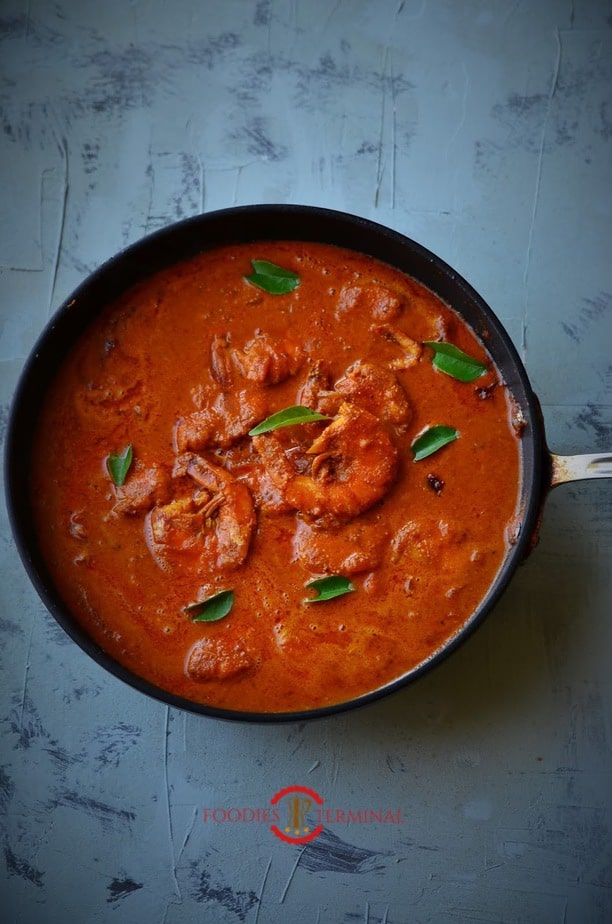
424, 341, 487, 382
411, 426, 459, 462
304, 575, 355, 604
186, 589, 235, 623
246, 259, 300, 295
249, 405, 331, 436
107, 445, 133, 487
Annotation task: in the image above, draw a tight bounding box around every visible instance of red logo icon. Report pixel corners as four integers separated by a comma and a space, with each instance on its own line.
270, 786, 324, 843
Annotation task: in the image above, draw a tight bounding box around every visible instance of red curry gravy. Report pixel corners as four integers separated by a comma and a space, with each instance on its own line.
31, 242, 522, 713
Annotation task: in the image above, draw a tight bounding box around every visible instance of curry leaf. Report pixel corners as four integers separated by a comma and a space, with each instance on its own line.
424, 341, 487, 382
186, 589, 235, 622
411, 426, 459, 462
304, 575, 355, 604
246, 259, 300, 295
107, 445, 133, 486
249, 405, 331, 436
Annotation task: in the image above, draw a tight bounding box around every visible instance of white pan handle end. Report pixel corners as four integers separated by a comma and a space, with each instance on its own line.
550, 452, 612, 487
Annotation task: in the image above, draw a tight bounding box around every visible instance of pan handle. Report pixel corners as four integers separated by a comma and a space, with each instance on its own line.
550, 452, 612, 487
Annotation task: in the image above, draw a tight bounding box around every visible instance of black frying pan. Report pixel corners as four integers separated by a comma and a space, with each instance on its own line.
4, 205, 611, 721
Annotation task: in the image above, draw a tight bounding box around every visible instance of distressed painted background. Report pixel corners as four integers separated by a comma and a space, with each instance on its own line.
1, 1, 611, 921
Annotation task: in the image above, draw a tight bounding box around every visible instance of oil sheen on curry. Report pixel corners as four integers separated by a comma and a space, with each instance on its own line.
31, 242, 522, 713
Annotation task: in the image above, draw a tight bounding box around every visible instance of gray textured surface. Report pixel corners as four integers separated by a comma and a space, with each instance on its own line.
1, 1, 611, 921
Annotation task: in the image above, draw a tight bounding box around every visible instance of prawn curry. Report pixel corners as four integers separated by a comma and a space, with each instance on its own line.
31, 242, 522, 713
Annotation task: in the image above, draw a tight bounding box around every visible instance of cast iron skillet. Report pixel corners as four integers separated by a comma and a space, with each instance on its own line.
5, 205, 611, 722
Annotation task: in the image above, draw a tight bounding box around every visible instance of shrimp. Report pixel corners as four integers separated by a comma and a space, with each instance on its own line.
210, 333, 234, 387
297, 360, 341, 417
373, 324, 423, 370
293, 516, 389, 575
252, 402, 399, 525
334, 359, 412, 427
210, 329, 303, 388
335, 283, 404, 322
174, 388, 269, 452
186, 637, 256, 682
147, 454, 255, 572
112, 462, 171, 515
233, 331, 303, 385
233, 461, 294, 515
298, 359, 411, 427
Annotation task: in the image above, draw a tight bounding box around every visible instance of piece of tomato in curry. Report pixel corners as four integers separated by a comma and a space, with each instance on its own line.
30, 242, 522, 713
